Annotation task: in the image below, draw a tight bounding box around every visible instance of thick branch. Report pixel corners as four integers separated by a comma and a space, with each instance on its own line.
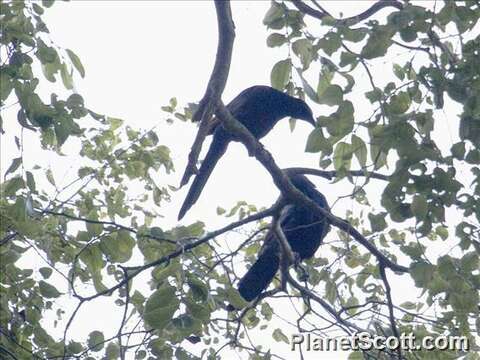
284, 167, 390, 181
215, 102, 408, 273
180, 0, 235, 187
291, 0, 403, 25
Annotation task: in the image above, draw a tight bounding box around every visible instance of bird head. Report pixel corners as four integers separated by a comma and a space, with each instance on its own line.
290, 98, 316, 127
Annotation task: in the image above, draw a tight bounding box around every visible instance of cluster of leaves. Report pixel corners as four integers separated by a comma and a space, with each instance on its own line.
263, 1, 480, 358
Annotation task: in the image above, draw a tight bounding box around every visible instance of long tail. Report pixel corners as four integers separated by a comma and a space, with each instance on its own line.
238, 251, 279, 302
178, 136, 228, 220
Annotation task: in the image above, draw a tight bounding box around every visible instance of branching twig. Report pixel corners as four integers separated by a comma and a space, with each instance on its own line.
180, 0, 235, 187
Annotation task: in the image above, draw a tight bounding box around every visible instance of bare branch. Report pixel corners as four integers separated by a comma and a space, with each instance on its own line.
284, 167, 390, 181
180, 0, 235, 187
215, 102, 409, 273
291, 0, 403, 25
379, 265, 403, 359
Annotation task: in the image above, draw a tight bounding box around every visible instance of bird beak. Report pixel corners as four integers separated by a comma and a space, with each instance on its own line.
305, 115, 316, 127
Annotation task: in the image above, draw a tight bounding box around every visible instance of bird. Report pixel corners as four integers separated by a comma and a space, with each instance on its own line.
236, 174, 330, 303
178, 85, 316, 220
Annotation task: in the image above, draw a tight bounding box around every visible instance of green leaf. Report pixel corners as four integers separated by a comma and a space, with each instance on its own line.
326, 100, 354, 137
270, 59, 291, 90
143, 285, 180, 330
187, 274, 209, 302
3, 177, 25, 196
66, 49, 85, 78
351, 134, 367, 167
292, 39, 313, 69
39, 267, 52, 279
105, 342, 120, 360
38, 280, 62, 298
272, 328, 289, 343
5, 157, 22, 176
266, 33, 286, 47
411, 194, 428, 220
410, 261, 434, 287
361, 25, 394, 59
389, 92, 411, 114
60, 63, 74, 90
87, 330, 105, 352
226, 286, 248, 310
318, 85, 343, 106
393, 63, 405, 80
26, 171, 36, 192
263, 2, 284, 27
333, 142, 352, 171
368, 212, 388, 232
305, 127, 330, 153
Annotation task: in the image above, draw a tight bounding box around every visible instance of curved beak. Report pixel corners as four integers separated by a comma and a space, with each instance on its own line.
304, 114, 316, 127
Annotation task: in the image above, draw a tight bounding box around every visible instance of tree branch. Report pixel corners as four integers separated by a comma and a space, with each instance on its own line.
291, 0, 403, 25
284, 167, 390, 181
215, 102, 408, 273
179, 0, 235, 187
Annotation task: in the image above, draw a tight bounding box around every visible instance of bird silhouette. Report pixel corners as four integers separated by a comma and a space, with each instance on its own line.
237, 174, 330, 302
178, 86, 316, 220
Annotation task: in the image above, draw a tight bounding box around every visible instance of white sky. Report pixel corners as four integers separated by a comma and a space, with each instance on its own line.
2, 1, 474, 359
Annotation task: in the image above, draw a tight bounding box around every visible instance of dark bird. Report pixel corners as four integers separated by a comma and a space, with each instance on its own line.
178, 85, 316, 220
236, 174, 330, 303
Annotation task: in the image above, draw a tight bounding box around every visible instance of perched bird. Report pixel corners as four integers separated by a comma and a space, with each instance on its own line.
178, 85, 316, 220
237, 174, 330, 303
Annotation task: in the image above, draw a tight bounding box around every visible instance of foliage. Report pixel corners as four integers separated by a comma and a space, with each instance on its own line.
0, 1, 479, 359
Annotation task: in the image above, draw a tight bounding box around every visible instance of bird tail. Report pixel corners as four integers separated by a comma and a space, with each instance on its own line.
178, 136, 228, 220
238, 252, 279, 302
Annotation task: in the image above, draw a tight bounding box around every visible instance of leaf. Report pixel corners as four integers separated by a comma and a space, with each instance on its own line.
317, 71, 333, 98
389, 92, 411, 114
393, 63, 405, 80
186, 274, 209, 302
60, 63, 74, 90
272, 328, 289, 343
333, 142, 352, 171
292, 39, 313, 69
39, 280, 62, 298
263, 2, 284, 27
3, 176, 25, 196
368, 212, 388, 232
143, 285, 180, 330
266, 33, 286, 47
105, 342, 120, 359
66, 49, 85, 78
87, 331, 105, 352
411, 194, 428, 220
26, 171, 36, 192
226, 286, 248, 310
305, 127, 330, 153
409, 261, 434, 287
270, 59, 291, 90
318, 85, 343, 106
5, 157, 22, 176
39, 267, 52, 279
46, 168, 56, 186
351, 134, 367, 167
295, 67, 319, 103
361, 25, 394, 59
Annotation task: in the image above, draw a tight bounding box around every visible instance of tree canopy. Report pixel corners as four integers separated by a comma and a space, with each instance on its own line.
1, 1, 479, 359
